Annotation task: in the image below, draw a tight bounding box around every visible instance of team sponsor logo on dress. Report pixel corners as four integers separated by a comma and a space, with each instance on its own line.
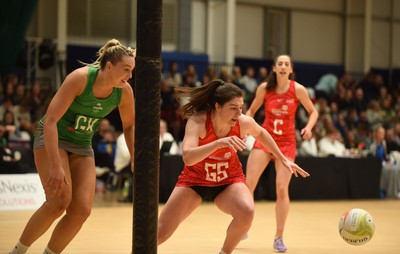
272, 105, 289, 116
209, 152, 232, 160
92, 103, 103, 114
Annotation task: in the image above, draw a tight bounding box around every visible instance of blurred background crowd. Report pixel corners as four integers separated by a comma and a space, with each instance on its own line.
1, 61, 400, 200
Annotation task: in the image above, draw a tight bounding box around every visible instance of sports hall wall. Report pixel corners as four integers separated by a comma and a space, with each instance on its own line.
25, 0, 400, 88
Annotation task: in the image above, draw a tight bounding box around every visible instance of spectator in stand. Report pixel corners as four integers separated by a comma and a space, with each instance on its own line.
3, 81, 15, 103
381, 95, 396, 125
298, 129, 319, 157
242, 66, 258, 102
366, 100, 385, 130
318, 125, 346, 157
358, 71, 381, 103
92, 118, 117, 188
314, 73, 338, 101
385, 127, 400, 154
356, 111, 372, 150
352, 87, 368, 114
344, 129, 360, 150
368, 126, 388, 161
257, 66, 268, 84
183, 64, 200, 86
231, 66, 246, 91
182, 73, 196, 88
27, 81, 47, 122
0, 97, 15, 122
165, 61, 183, 86
13, 100, 34, 138
338, 72, 356, 90
337, 89, 355, 113
0, 120, 22, 174
205, 65, 217, 81
160, 119, 180, 155
13, 83, 27, 105
3, 110, 31, 142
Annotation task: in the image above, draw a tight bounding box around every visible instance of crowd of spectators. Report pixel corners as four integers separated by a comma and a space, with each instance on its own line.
1, 61, 400, 198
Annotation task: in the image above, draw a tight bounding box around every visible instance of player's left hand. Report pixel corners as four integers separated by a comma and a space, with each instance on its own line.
301, 127, 313, 140
282, 158, 310, 178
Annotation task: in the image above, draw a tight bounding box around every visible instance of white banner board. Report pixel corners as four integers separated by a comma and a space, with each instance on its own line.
0, 174, 45, 211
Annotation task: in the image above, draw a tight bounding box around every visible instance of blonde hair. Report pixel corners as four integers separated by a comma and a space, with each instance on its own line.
82, 39, 136, 69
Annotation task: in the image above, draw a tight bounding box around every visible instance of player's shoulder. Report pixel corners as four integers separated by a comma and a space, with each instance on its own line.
190, 111, 207, 124
238, 113, 256, 127
60, 66, 88, 92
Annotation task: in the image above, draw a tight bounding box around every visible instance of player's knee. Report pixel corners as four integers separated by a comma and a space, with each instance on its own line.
45, 195, 71, 218
67, 204, 92, 224
276, 184, 289, 198
157, 223, 171, 245
237, 204, 255, 225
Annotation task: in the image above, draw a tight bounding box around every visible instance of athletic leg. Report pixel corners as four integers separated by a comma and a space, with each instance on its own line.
245, 148, 272, 194
274, 158, 293, 237
18, 148, 72, 248
158, 186, 202, 245
46, 153, 96, 253
215, 183, 254, 254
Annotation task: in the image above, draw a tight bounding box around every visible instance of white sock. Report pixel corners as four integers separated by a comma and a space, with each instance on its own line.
9, 240, 29, 254
219, 251, 228, 254
43, 246, 58, 254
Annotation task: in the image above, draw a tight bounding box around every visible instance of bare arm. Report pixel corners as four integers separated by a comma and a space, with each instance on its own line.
181, 113, 246, 166
295, 83, 318, 140
118, 82, 135, 172
246, 82, 266, 117
240, 115, 310, 178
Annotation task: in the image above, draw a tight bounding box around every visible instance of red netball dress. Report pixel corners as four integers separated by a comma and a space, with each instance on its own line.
253, 80, 299, 160
177, 111, 246, 187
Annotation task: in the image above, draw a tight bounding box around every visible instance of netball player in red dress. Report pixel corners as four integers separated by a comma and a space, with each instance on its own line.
246, 55, 318, 252
157, 79, 309, 254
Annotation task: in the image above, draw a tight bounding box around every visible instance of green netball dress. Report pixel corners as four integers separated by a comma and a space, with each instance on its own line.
34, 67, 122, 152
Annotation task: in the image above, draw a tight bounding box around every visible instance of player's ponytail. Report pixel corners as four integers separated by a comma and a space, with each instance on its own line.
80, 39, 136, 69
175, 79, 243, 119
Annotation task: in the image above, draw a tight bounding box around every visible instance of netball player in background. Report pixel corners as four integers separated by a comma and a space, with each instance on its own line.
9, 39, 136, 254
245, 55, 318, 252
157, 79, 309, 254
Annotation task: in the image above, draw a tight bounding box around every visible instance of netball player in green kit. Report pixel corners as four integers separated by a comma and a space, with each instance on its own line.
9, 39, 136, 254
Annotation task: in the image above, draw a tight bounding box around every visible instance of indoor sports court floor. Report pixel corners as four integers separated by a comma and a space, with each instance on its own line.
1, 195, 399, 254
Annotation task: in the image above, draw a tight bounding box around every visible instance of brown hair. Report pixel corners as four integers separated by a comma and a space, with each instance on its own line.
266, 54, 295, 92
174, 79, 244, 119
82, 39, 135, 69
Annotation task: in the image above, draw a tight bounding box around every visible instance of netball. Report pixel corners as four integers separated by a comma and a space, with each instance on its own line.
338, 208, 375, 246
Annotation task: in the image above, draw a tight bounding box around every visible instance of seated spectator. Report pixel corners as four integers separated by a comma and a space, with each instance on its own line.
160, 119, 180, 155
314, 73, 338, 101
0, 98, 14, 121
0, 121, 22, 174
318, 126, 346, 157
92, 119, 117, 192
369, 126, 400, 198
2, 110, 31, 142
298, 134, 319, 157
369, 126, 389, 162
113, 132, 133, 202
385, 127, 400, 154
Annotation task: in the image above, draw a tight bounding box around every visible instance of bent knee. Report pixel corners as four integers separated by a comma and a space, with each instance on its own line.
44, 197, 71, 218
67, 205, 92, 223
157, 223, 172, 245
235, 204, 255, 224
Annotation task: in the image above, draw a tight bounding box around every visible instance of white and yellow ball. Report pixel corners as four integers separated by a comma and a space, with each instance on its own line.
338, 208, 375, 246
